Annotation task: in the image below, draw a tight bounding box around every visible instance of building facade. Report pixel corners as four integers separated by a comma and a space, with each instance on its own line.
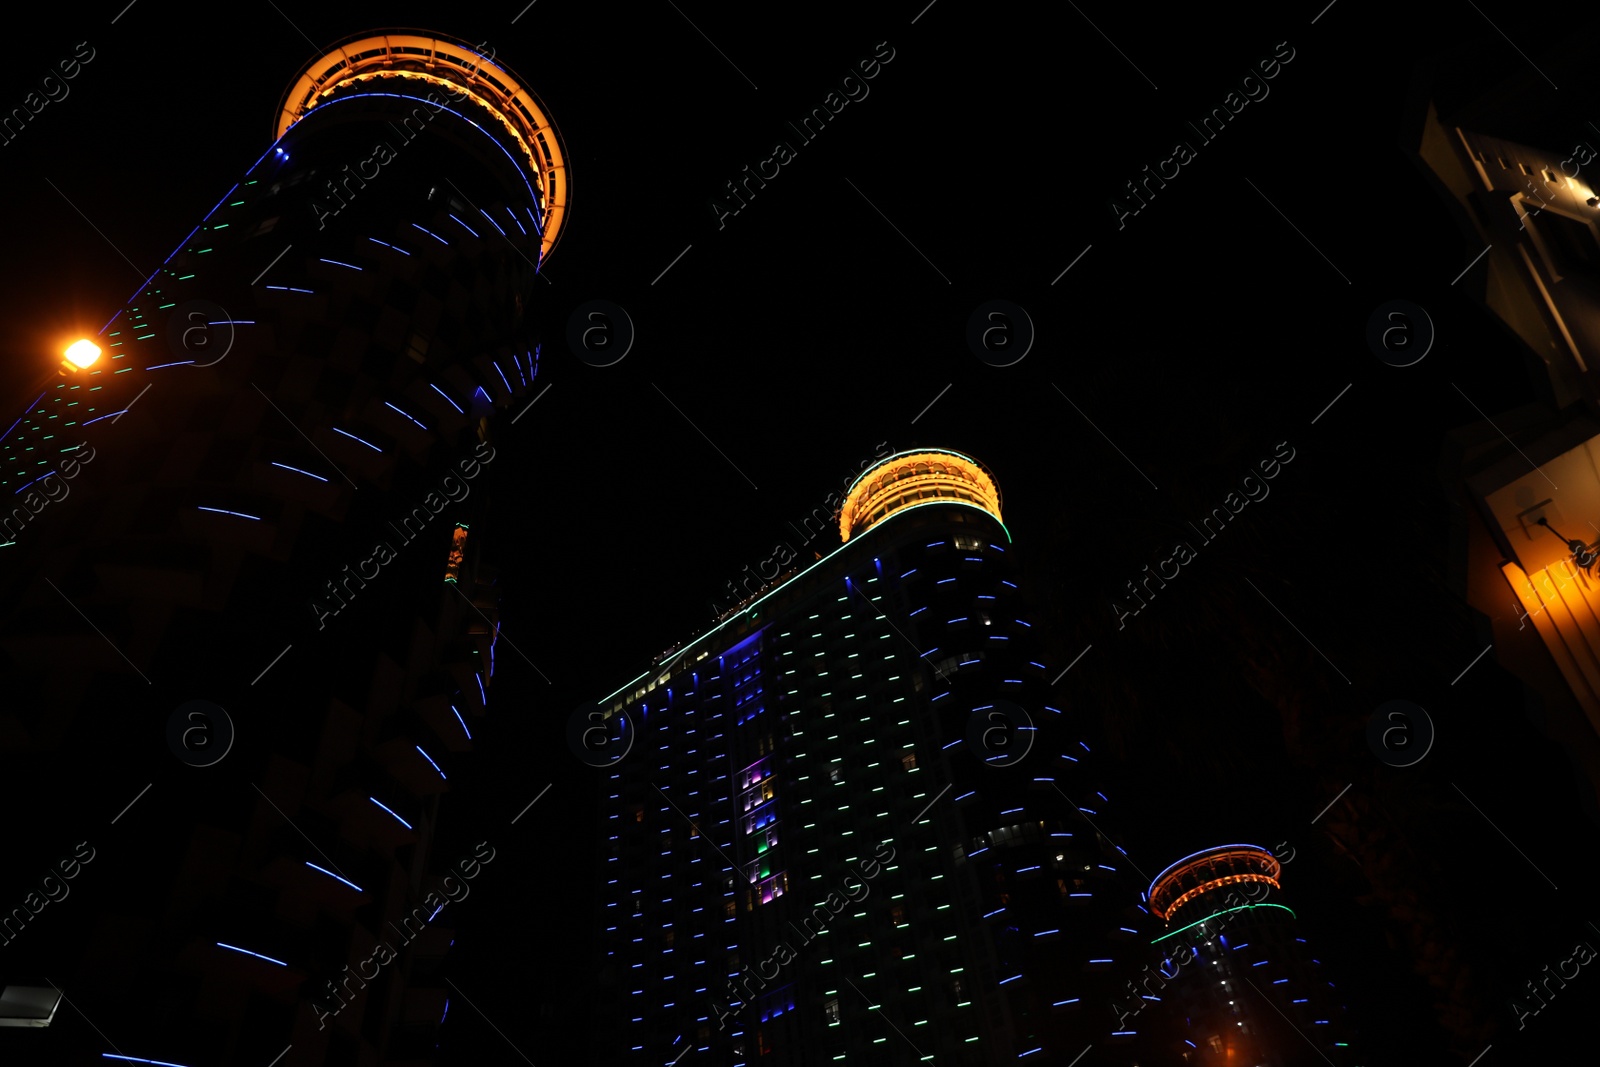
589, 450, 1152, 1066
0, 31, 565, 1067
1142, 844, 1355, 1066
1412, 56, 1600, 817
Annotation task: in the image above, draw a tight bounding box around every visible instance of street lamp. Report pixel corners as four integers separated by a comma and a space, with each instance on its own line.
1536, 517, 1598, 574
62, 338, 101, 372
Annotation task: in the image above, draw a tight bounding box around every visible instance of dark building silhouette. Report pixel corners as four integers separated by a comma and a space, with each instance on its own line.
1413, 35, 1600, 819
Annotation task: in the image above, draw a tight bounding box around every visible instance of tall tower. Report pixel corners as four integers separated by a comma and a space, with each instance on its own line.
1144, 844, 1356, 1065
0, 31, 565, 1067
588, 450, 1147, 1066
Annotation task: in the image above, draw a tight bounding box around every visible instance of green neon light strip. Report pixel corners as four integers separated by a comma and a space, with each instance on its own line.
1151, 902, 1296, 943
591, 497, 1009, 707
869, 497, 1011, 543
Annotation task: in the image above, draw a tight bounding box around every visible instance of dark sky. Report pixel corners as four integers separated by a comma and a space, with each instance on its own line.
4, 1, 1600, 1064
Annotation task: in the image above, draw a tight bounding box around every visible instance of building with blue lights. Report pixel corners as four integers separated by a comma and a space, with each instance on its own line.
0, 31, 563, 1067
1143, 844, 1356, 1065
587, 450, 1153, 1066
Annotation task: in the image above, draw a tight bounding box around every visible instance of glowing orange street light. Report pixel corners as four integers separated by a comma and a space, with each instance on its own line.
63, 339, 101, 370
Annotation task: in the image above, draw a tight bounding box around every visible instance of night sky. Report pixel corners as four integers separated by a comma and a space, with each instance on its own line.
3, 0, 1599, 1063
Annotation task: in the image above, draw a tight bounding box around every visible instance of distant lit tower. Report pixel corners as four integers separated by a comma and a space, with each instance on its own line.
587, 450, 1147, 1066
0, 31, 566, 1067
1144, 845, 1356, 1065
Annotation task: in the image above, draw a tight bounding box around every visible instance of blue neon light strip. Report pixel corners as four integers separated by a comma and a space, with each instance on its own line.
13, 472, 55, 494
271, 461, 328, 482
332, 427, 382, 452
412, 223, 449, 245
430, 384, 464, 414
306, 862, 363, 892
0, 396, 40, 444
370, 797, 413, 829
216, 942, 287, 966
416, 745, 447, 779
384, 401, 427, 429
303, 92, 542, 220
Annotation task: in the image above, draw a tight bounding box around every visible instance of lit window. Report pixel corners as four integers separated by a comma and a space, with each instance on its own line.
824, 997, 840, 1024
443, 524, 469, 583
901, 752, 917, 770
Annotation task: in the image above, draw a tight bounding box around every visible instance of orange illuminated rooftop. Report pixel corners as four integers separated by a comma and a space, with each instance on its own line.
1147, 844, 1281, 922
839, 449, 1003, 541
275, 31, 569, 262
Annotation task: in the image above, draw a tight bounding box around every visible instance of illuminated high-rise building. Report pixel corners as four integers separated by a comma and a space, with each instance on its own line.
1143, 844, 1356, 1065
0, 30, 565, 1066
587, 449, 1149, 1066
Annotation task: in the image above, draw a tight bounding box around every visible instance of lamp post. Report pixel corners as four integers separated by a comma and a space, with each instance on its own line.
1536, 516, 1598, 574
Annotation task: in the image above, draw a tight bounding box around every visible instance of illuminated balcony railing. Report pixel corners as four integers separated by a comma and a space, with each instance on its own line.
275, 31, 569, 261
1148, 845, 1281, 922
839, 449, 1003, 541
